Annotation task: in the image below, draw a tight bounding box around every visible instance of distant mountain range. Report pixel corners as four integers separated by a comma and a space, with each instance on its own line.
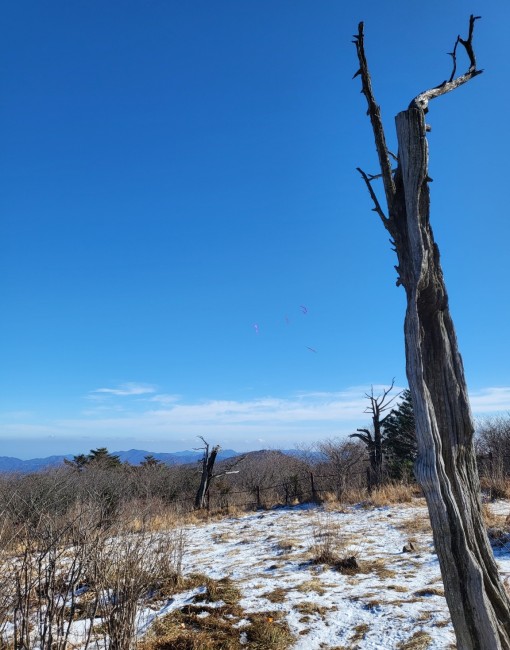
0, 448, 240, 473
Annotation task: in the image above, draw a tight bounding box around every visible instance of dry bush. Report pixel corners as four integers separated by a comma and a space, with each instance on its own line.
90, 523, 185, 650
476, 415, 510, 498
4, 475, 105, 650
309, 514, 361, 571
314, 439, 367, 501
0, 467, 186, 650
479, 476, 510, 501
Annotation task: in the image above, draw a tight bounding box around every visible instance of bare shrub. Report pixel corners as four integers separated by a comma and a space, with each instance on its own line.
89, 517, 185, 650
314, 439, 367, 501
310, 514, 358, 567
476, 415, 510, 499
7, 493, 102, 649
0, 467, 186, 650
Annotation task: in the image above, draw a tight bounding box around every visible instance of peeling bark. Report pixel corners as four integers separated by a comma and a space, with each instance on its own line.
354, 16, 510, 648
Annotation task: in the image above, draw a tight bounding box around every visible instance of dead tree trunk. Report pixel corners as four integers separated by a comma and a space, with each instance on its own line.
353, 16, 510, 649
350, 381, 399, 488
194, 437, 220, 510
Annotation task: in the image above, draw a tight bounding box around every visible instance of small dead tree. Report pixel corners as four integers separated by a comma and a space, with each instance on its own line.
194, 438, 243, 510
349, 381, 399, 489
194, 437, 221, 510
353, 16, 510, 648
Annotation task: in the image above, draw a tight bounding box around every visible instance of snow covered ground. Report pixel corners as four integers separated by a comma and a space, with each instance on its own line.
139, 498, 510, 649
6, 498, 510, 649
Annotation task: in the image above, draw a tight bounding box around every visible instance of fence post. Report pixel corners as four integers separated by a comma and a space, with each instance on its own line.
310, 472, 318, 503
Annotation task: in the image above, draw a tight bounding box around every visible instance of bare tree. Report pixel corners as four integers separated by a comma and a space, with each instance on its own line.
349, 381, 399, 489
194, 437, 221, 510
353, 16, 510, 648
316, 439, 366, 499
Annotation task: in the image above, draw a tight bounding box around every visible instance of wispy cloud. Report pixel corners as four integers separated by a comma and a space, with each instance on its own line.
2, 386, 510, 454
88, 383, 157, 398
469, 387, 510, 414
146, 393, 181, 405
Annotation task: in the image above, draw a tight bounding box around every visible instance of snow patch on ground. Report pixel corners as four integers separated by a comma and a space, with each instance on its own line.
157, 499, 510, 649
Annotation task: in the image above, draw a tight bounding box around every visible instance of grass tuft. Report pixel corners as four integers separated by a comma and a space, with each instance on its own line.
396, 630, 433, 649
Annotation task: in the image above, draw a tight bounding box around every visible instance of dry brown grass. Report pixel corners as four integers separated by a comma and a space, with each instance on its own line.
480, 477, 510, 501
246, 612, 295, 649
139, 572, 295, 650
139, 606, 294, 650
366, 483, 416, 507
395, 630, 433, 649
263, 587, 288, 603
387, 584, 409, 593
413, 587, 445, 598
296, 578, 326, 596
350, 622, 370, 642
362, 557, 397, 579
398, 513, 432, 536
275, 538, 299, 554
294, 601, 329, 617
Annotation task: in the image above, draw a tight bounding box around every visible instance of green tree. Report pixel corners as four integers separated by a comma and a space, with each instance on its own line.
87, 447, 122, 468
66, 448, 122, 470
65, 453, 89, 471
140, 454, 162, 467
383, 389, 417, 481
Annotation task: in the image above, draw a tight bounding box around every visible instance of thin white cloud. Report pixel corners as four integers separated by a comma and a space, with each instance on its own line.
2, 386, 510, 453
146, 393, 181, 405
469, 387, 510, 414
89, 383, 157, 397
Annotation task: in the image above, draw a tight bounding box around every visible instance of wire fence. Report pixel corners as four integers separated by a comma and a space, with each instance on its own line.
162, 472, 354, 512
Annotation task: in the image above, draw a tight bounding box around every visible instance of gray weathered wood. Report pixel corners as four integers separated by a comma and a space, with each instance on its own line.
354, 17, 510, 649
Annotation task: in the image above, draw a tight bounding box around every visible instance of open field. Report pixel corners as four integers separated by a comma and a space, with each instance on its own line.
3, 496, 510, 649
137, 498, 510, 649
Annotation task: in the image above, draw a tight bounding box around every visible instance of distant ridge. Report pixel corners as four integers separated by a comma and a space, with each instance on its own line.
0, 448, 240, 473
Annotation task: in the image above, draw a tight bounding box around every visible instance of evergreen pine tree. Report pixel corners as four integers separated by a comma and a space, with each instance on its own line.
383, 389, 417, 480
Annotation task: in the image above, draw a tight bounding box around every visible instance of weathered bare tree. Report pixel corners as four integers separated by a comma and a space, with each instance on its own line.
353, 16, 510, 648
193, 437, 242, 510
349, 380, 400, 489
194, 437, 220, 509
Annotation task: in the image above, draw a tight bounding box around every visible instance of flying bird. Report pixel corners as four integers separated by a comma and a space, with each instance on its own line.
300, 305, 308, 315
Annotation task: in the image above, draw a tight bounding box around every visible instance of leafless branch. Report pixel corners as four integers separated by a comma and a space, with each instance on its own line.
349, 429, 373, 446
356, 167, 388, 225
412, 15, 483, 112
353, 22, 396, 208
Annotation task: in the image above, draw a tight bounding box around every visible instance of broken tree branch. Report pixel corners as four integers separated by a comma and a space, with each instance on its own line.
412, 15, 483, 112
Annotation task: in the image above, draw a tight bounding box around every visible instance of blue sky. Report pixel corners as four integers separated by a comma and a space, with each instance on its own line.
1, 1, 510, 458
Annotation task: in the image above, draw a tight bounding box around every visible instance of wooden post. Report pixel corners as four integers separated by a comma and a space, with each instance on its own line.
310, 472, 318, 503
